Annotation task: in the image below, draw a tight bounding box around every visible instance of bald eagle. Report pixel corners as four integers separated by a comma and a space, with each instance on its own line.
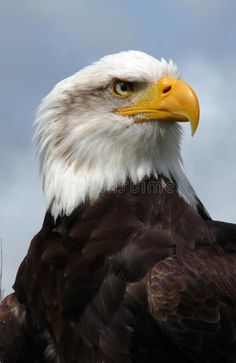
1, 51, 236, 363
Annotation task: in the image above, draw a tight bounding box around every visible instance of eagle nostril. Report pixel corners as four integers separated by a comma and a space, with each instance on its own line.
162, 85, 172, 94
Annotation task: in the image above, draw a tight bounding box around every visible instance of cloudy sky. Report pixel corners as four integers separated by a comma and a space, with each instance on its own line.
0, 0, 236, 295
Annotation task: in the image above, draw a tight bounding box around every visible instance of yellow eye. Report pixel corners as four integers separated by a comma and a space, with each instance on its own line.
113, 81, 132, 97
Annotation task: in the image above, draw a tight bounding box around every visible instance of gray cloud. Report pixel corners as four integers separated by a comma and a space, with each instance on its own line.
181, 55, 236, 222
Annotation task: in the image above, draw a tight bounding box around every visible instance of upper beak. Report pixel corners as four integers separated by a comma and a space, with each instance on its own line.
115, 77, 200, 136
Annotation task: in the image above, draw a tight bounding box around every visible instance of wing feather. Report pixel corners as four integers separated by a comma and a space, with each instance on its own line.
0, 293, 49, 362
147, 247, 236, 360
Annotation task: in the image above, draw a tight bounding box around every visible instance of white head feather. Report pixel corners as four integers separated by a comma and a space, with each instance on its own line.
34, 50, 198, 219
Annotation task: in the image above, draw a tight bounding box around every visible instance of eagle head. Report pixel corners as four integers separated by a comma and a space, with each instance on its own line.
34, 51, 200, 218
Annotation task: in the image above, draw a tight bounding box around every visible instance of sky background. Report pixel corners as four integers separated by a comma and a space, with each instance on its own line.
0, 0, 236, 295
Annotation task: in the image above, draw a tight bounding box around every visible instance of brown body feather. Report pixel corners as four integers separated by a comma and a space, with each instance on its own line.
1, 176, 236, 362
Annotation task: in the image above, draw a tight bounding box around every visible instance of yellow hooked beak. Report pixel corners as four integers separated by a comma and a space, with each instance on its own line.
115, 77, 200, 136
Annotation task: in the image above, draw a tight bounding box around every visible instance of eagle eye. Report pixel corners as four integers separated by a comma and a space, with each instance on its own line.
112, 80, 132, 98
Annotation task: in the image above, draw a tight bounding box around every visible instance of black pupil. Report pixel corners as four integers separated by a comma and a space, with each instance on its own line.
120, 83, 128, 92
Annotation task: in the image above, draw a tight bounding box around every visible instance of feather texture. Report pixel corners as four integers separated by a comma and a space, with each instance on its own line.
1, 176, 236, 362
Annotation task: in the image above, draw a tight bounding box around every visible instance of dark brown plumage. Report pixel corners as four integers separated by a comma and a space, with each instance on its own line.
1, 176, 236, 362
